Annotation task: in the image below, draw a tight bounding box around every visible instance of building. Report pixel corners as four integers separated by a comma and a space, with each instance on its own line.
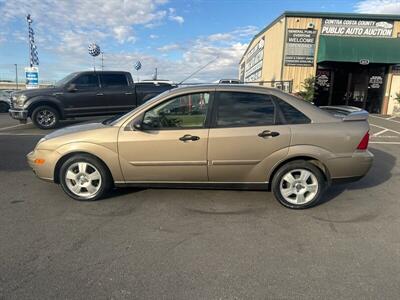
239, 11, 400, 114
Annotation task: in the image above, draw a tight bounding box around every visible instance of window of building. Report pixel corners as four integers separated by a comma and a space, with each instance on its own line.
215, 92, 275, 127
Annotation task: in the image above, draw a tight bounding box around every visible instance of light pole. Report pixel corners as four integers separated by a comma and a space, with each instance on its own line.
14, 64, 18, 90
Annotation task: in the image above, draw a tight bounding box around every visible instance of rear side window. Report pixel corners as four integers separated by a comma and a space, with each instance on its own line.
274, 97, 311, 124
73, 74, 99, 88
215, 92, 275, 127
101, 74, 128, 87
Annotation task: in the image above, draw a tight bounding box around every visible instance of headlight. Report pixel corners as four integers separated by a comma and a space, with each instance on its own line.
15, 94, 27, 107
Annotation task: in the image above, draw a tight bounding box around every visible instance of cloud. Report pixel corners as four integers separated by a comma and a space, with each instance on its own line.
0, 0, 257, 83
355, 0, 400, 14
0, 0, 169, 45
157, 43, 181, 52
168, 7, 184, 24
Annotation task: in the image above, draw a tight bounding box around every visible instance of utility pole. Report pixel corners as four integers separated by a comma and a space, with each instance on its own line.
14, 64, 19, 90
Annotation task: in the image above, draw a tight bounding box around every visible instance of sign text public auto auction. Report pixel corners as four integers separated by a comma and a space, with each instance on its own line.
321, 18, 394, 38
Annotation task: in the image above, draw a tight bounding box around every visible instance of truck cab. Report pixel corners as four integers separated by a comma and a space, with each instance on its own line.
9, 71, 174, 129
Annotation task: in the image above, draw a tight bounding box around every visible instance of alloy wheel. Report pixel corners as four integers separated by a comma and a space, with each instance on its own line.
279, 168, 319, 205
36, 110, 56, 127
65, 162, 102, 199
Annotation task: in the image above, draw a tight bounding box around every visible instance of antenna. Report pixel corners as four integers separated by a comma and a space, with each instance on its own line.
178, 56, 219, 85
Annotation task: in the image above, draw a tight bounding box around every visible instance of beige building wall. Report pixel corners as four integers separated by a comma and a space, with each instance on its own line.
261, 17, 285, 82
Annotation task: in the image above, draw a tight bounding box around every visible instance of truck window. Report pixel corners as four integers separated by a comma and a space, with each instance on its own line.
73, 74, 99, 88
101, 74, 128, 87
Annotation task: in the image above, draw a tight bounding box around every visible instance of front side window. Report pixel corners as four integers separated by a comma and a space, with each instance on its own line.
73, 74, 99, 88
215, 92, 275, 127
101, 74, 128, 87
142, 92, 210, 129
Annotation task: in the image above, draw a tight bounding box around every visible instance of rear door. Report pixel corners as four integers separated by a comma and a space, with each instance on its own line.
207, 91, 291, 183
99, 73, 135, 114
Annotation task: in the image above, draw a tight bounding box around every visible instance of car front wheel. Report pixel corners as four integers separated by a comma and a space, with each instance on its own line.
59, 154, 112, 201
31, 105, 60, 129
271, 160, 326, 209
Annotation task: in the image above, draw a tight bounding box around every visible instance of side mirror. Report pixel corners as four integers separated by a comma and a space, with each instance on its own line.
133, 122, 143, 131
67, 83, 77, 92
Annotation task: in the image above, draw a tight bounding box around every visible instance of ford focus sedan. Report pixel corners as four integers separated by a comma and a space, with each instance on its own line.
27, 85, 373, 209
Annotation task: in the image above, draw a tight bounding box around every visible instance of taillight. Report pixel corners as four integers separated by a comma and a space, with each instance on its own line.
357, 132, 369, 150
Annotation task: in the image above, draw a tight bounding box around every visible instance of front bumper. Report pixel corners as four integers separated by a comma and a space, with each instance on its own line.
9, 109, 28, 120
27, 149, 61, 182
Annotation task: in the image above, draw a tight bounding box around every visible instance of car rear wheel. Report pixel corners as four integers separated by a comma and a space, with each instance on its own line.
31, 105, 60, 129
0, 102, 10, 113
59, 154, 112, 201
272, 160, 326, 209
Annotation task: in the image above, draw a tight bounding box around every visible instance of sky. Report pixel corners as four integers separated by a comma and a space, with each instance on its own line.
0, 0, 400, 83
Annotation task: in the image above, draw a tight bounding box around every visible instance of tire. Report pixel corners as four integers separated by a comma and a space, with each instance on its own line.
0, 102, 10, 113
59, 154, 112, 201
271, 160, 327, 209
31, 105, 60, 129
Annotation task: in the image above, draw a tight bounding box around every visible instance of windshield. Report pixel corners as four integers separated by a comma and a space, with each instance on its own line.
54, 72, 78, 87
107, 89, 174, 126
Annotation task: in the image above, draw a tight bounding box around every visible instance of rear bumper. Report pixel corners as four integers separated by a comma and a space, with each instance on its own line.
9, 109, 28, 120
327, 150, 374, 183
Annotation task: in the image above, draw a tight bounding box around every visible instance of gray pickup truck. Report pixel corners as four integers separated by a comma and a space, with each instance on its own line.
9, 71, 175, 129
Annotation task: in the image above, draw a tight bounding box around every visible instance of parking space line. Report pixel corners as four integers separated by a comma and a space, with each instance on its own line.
373, 129, 389, 136
370, 123, 400, 135
0, 122, 32, 131
370, 115, 400, 124
0, 132, 44, 136
370, 141, 400, 145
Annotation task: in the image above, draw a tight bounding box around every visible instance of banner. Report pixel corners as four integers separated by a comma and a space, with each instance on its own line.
25, 66, 39, 89
321, 19, 394, 38
284, 29, 317, 66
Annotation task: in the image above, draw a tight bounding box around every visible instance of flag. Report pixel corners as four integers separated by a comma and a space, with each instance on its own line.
27, 15, 39, 66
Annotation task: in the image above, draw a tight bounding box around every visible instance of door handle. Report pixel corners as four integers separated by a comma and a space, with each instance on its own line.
258, 130, 280, 138
96, 93, 104, 96
179, 134, 200, 142
125, 92, 133, 95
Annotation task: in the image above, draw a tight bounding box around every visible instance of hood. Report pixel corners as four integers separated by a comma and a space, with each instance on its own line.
15, 86, 58, 98
45, 122, 107, 140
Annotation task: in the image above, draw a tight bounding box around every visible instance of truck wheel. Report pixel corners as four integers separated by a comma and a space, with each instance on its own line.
271, 160, 326, 209
59, 154, 112, 201
0, 102, 10, 113
31, 105, 60, 129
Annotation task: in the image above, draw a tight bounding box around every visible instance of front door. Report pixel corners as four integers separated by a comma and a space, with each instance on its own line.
118, 92, 212, 182
62, 73, 101, 116
207, 91, 291, 183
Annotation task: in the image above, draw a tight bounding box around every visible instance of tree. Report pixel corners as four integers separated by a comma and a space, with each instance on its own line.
395, 92, 400, 104
298, 76, 316, 102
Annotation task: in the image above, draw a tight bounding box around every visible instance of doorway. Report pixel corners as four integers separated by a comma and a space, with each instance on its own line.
315, 63, 387, 113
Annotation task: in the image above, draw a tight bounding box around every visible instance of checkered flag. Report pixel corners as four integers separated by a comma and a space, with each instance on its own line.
134, 61, 142, 71
27, 15, 39, 66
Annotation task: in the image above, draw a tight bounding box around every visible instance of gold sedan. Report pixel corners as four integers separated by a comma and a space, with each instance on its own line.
27, 85, 373, 209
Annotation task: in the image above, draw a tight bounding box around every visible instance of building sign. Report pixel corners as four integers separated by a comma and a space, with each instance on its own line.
25, 66, 39, 89
284, 29, 317, 67
244, 37, 264, 82
321, 18, 394, 38
369, 75, 383, 89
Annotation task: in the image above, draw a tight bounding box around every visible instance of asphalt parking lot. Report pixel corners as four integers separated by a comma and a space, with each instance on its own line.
1, 113, 400, 299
